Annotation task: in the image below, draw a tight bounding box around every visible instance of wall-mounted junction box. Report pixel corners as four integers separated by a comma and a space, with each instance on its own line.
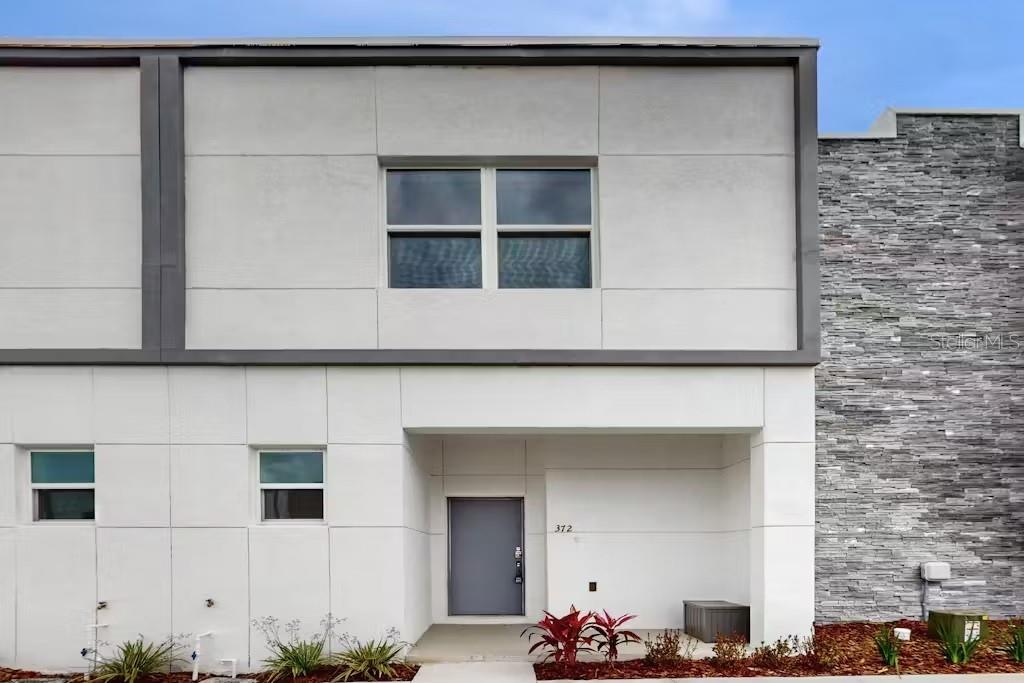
921, 561, 951, 581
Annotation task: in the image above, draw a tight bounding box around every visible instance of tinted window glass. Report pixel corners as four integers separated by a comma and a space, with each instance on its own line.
260, 452, 323, 484
387, 170, 481, 225
37, 489, 95, 520
262, 489, 324, 520
389, 233, 482, 288
499, 233, 591, 288
31, 451, 94, 483
496, 170, 591, 225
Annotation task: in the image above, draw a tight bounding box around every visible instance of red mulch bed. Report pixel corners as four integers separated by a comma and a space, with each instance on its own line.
535, 620, 1024, 679
0, 667, 418, 683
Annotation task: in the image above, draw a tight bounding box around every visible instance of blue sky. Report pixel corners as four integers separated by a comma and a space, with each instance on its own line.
2, 0, 1019, 131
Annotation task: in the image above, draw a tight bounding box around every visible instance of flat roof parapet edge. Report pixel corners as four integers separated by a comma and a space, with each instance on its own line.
821, 108, 1024, 147
0, 35, 819, 49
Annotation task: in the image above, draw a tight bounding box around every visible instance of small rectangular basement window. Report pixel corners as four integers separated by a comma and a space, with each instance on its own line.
259, 451, 324, 521
31, 450, 95, 521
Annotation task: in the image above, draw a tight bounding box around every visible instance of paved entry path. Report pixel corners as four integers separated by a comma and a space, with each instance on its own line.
412, 661, 537, 682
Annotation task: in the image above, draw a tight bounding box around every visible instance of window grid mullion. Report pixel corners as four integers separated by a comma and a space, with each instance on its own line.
482, 168, 498, 289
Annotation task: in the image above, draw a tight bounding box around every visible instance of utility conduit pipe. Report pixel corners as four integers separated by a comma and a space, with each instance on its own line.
82, 624, 108, 680
191, 632, 213, 681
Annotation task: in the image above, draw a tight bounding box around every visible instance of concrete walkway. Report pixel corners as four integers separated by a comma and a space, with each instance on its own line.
412, 661, 536, 682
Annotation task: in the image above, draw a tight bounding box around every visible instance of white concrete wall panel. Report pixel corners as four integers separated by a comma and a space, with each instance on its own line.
245, 367, 327, 446
169, 445, 250, 527
96, 528, 172, 645
185, 67, 376, 155
441, 436, 526, 476
0, 529, 14, 666
0, 445, 15, 527
172, 528, 250, 671
602, 289, 797, 350
94, 445, 171, 526
249, 526, 330, 665
330, 527, 405, 641
0, 156, 141, 287
186, 155, 378, 289
402, 528, 432, 643
168, 367, 247, 444
0, 368, 11, 443
401, 367, 764, 430
750, 442, 815, 527
7, 367, 94, 444
15, 526, 96, 670
0, 290, 141, 349
0, 67, 140, 155
760, 367, 816, 444
379, 290, 602, 350
326, 444, 404, 527
94, 368, 170, 444
326, 368, 403, 445
375, 66, 598, 155
186, 289, 377, 350
750, 526, 815, 643
599, 66, 794, 155
599, 155, 796, 290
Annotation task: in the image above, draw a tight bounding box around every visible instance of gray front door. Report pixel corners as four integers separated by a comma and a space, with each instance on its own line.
448, 497, 525, 616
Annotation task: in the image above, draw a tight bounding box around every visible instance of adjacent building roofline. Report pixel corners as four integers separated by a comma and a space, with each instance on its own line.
0, 35, 820, 49
821, 107, 1024, 147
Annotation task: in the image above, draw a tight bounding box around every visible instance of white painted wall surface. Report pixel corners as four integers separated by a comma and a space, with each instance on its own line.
0, 365, 814, 670
0, 67, 141, 349
181, 64, 797, 352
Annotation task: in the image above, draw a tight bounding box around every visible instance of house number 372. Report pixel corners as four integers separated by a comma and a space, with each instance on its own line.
554, 524, 574, 533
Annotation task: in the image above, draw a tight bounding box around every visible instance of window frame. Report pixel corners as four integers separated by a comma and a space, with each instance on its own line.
381, 165, 599, 290
256, 449, 326, 523
28, 448, 96, 524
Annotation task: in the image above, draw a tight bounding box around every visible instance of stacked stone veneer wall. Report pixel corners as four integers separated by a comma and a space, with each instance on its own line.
816, 114, 1024, 622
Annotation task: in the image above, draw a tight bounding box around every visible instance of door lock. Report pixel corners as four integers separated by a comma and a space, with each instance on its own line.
515, 546, 524, 584
514, 546, 522, 560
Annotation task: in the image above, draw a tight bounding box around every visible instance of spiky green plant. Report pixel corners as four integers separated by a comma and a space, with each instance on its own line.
873, 626, 901, 670
262, 638, 328, 682
936, 622, 984, 664
999, 620, 1024, 663
89, 638, 177, 683
330, 638, 405, 682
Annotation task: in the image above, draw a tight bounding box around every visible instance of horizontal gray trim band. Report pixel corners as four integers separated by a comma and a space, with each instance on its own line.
0, 46, 814, 67
0, 348, 821, 366
380, 155, 598, 168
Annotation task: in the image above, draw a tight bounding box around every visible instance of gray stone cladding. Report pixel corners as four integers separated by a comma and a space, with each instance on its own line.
816, 114, 1024, 622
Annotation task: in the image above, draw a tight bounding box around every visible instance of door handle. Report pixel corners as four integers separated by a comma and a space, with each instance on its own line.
515, 546, 523, 584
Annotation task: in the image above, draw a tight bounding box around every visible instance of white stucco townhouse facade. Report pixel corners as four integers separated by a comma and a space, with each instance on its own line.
0, 37, 820, 671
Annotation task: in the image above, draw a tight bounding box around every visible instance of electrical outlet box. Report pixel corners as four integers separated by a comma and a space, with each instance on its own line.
921, 561, 951, 581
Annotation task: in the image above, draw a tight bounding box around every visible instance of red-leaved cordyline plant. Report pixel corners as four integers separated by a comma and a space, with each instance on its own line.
521, 605, 595, 664
587, 610, 641, 663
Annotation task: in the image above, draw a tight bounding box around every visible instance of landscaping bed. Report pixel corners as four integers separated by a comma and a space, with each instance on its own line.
534, 620, 1024, 679
0, 667, 419, 683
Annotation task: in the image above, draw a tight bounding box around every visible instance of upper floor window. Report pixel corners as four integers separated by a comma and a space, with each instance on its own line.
259, 450, 324, 521
385, 167, 595, 289
31, 450, 95, 521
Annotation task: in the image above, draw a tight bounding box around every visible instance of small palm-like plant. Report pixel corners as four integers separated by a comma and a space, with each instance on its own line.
873, 626, 901, 670
1000, 620, 1024, 662
253, 617, 332, 681
331, 637, 405, 682
936, 622, 984, 664
521, 605, 595, 664
89, 638, 177, 683
587, 611, 641, 663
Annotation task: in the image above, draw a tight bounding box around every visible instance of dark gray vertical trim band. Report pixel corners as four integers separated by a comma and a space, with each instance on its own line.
794, 50, 820, 356
158, 55, 186, 350
139, 57, 162, 349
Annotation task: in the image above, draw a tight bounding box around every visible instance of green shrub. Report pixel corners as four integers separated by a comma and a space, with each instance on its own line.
643, 629, 686, 664
252, 616, 338, 681
1000, 620, 1024, 662
936, 622, 984, 664
873, 626, 901, 669
798, 631, 844, 670
89, 638, 177, 683
749, 636, 796, 669
711, 632, 746, 665
331, 637, 406, 682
